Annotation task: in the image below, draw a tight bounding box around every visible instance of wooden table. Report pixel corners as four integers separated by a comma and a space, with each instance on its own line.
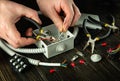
1, 1, 120, 81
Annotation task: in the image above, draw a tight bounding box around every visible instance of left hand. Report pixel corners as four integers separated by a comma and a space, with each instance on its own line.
36, 0, 81, 32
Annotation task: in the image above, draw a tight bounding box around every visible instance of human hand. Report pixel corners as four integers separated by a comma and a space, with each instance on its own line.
36, 0, 81, 32
0, 0, 42, 48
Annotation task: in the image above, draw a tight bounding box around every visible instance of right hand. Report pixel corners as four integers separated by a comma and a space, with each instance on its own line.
36, 0, 81, 32
0, 0, 42, 48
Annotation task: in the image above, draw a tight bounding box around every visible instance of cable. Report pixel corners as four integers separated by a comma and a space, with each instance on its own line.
83, 19, 111, 40
22, 16, 41, 30
73, 26, 79, 38
88, 15, 119, 32
3, 41, 45, 54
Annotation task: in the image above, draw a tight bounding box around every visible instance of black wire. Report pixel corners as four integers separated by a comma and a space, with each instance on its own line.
109, 15, 115, 25
88, 15, 115, 26
83, 18, 111, 40
20, 16, 42, 39
100, 28, 111, 39
22, 16, 41, 30
24, 36, 36, 39
88, 16, 105, 26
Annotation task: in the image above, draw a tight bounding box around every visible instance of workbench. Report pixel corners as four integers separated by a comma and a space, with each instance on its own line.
1, 1, 120, 81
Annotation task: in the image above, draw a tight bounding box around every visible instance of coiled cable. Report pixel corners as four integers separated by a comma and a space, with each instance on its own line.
3, 41, 45, 54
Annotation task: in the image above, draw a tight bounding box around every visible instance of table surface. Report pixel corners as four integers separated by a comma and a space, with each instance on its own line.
1, 6, 120, 81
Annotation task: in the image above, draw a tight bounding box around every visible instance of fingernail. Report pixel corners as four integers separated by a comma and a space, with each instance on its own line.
63, 18, 67, 25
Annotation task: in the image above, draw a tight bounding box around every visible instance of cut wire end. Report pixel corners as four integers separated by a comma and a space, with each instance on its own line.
108, 47, 120, 55
61, 59, 68, 68
61, 64, 67, 68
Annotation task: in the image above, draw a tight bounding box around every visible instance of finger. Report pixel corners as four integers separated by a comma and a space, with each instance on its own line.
7, 24, 36, 48
71, 4, 81, 26
5, 37, 20, 48
6, 36, 36, 48
17, 37, 36, 48
61, 3, 74, 32
48, 9, 63, 32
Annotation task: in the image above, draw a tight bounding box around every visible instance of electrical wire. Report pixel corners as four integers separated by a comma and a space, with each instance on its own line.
73, 26, 79, 38
22, 16, 41, 30
83, 19, 111, 40
108, 47, 120, 55
3, 41, 45, 54
88, 15, 119, 32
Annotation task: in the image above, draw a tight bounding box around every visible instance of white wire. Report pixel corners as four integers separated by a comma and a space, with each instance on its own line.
3, 41, 45, 54
28, 58, 61, 66
73, 27, 79, 38
39, 62, 61, 66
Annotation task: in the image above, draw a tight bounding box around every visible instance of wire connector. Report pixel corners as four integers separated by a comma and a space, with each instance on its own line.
9, 54, 29, 73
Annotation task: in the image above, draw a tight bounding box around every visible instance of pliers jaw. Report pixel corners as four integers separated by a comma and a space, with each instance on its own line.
91, 40, 95, 54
